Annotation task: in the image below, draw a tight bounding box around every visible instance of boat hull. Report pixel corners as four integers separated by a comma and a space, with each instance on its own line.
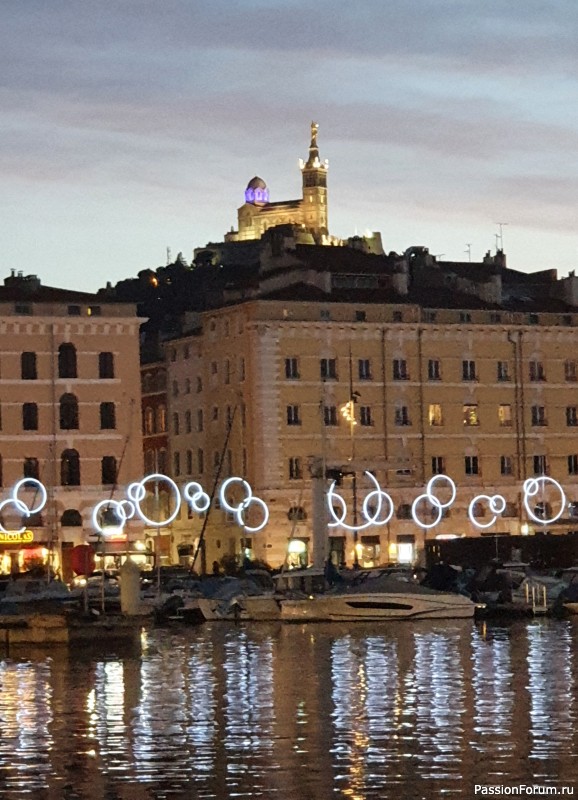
280, 591, 476, 622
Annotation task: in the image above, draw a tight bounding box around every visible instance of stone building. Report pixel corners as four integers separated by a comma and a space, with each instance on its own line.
0, 271, 145, 579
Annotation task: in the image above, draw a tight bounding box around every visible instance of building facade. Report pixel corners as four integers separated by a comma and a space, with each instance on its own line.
0, 272, 145, 579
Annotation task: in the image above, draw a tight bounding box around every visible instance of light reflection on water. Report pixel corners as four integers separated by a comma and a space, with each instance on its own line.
0, 619, 577, 799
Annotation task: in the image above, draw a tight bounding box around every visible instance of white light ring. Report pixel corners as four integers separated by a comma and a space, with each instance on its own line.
92, 499, 129, 535
0, 497, 31, 534
13, 478, 48, 515
235, 496, 269, 533
425, 475, 457, 509
183, 482, 210, 514
468, 494, 506, 530
361, 472, 394, 526
411, 494, 443, 529
127, 473, 182, 527
523, 477, 566, 525
219, 477, 253, 514
327, 480, 390, 532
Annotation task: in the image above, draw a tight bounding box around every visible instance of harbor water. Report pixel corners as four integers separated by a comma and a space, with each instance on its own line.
0, 618, 577, 799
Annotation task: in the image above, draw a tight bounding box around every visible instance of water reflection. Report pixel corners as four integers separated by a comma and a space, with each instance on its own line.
0, 619, 576, 799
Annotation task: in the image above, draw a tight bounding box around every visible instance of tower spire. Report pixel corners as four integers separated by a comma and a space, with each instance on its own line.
306, 121, 320, 167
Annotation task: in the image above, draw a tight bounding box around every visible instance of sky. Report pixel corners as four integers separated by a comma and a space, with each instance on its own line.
1, 0, 578, 294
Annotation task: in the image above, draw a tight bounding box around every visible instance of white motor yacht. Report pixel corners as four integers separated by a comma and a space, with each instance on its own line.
280, 572, 478, 622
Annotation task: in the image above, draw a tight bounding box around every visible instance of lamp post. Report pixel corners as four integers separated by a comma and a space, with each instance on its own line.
341, 348, 360, 568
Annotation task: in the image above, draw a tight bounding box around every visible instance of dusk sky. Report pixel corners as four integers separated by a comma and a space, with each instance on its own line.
2, 1, 578, 293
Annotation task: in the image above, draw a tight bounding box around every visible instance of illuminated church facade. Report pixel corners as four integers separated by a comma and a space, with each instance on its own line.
226, 122, 330, 244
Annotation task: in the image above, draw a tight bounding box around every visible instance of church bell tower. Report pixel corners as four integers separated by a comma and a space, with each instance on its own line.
299, 121, 329, 240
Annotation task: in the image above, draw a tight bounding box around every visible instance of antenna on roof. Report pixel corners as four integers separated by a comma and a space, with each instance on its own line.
465, 243, 472, 263
495, 222, 508, 250
166, 247, 171, 265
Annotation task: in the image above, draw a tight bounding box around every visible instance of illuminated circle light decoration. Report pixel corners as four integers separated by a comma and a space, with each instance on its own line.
0, 478, 48, 535
127, 473, 182, 528
523, 476, 566, 525
218, 477, 269, 533
92, 498, 136, 537
411, 476, 456, 530
327, 471, 394, 532
468, 494, 507, 530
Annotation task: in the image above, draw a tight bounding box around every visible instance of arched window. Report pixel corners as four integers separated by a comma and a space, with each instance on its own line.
60, 394, 79, 429
61, 449, 80, 486
144, 407, 155, 435
397, 503, 412, 520
157, 405, 167, 433
61, 509, 82, 526
58, 343, 77, 378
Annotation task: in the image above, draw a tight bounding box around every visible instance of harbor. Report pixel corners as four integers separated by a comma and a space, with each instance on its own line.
0, 617, 577, 799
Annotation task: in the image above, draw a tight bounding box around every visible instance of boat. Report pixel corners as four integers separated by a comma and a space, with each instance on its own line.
280, 571, 478, 622
196, 570, 279, 621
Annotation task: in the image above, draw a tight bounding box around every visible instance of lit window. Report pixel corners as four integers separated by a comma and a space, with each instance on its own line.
428, 404, 443, 426
463, 404, 479, 426
498, 404, 512, 427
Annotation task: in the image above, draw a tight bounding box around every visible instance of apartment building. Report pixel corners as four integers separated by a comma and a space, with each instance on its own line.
159, 237, 578, 570
0, 272, 144, 579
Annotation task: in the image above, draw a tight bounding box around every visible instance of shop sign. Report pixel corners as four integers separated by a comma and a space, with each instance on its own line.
0, 529, 34, 544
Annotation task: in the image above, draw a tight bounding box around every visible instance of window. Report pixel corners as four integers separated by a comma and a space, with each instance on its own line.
287, 405, 301, 426
498, 404, 512, 427
394, 406, 410, 426
173, 412, 179, 435
210, 361, 217, 375
22, 403, 38, 431
533, 455, 548, 475
459, 312, 472, 323
197, 448, 204, 474
463, 404, 479, 426
239, 358, 246, 381
288, 505, 307, 521
285, 358, 300, 379
157, 405, 166, 432
360, 406, 373, 426
565, 360, 578, 382
465, 456, 479, 476
497, 361, 510, 381
157, 449, 167, 474
23, 457, 39, 480
397, 504, 412, 519
462, 360, 477, 381
61, 449, 80, 486
196, 376, 203, 393
358, 359, 371, 380
503, 502, 517, 517
185, 410, 192, 434
186, 450, 193, 475
172, 380, 179, 397
528, 314, 539, 325
173, 452, 181, 477
144, 407, 154, 435
500, 456, 513, 476
428, 359, 441, 381
100, 402, 116, 429
490, 313, 502, 323
423, 311, 436, 322
529, 361, 545, 381
59, 394, 79, 429
21, 352, 37, 380
98, 352, 114, 379
432, 456, 445, 475
568, 455, 578, 476
531, 405, 547, 426
320, 358, 337, 380
324, 405, 338, 426
289, 457, 303, 480
15, 304, 32, 315
471, 501, 485, 518
320, 309, 331, 320
58, 343, 77, 379
101, 456, 117, 485
67, 305, 81, 316
428, 404, 443, 426
355, 310, 366, 322
224, 360, 230, 384
393, 359, 409, 380
61, 509, 82, 526
197, 409, 204, 432
212, 406, 219, 422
